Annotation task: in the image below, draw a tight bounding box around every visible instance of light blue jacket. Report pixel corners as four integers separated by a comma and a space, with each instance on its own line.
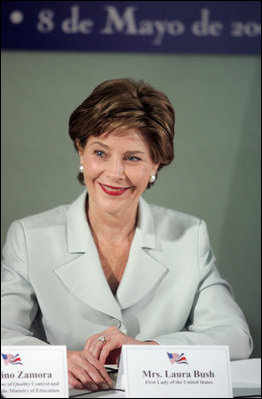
1, 190, 253, 360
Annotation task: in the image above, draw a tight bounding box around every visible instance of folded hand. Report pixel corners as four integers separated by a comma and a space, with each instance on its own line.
83, 326, 158, 365
67, 350, 114, 391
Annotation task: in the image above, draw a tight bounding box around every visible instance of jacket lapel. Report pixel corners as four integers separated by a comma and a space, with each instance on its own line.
116, 240, 168, 309
54, 251, 123, 321
116, 197, 169, 309
54, 190, 123, 321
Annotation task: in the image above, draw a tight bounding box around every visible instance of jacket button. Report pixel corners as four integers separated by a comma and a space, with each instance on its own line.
111, 319, 121, 328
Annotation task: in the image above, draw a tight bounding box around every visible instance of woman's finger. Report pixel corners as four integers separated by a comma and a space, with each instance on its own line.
99, 339, 118, 364
84, 327, 121, 360
68, 370, 84, 390
84, 351, 114, 388
67, 351, 111, 391
88, 337, 109, 359
70, 366, 99, 391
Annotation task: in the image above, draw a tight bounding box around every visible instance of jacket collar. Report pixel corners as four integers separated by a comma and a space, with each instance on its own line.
56, 190, 167, 315
66, 190, 161, 253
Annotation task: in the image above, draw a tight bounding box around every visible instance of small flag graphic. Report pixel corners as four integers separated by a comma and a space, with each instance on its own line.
1, 353, 23, 365
167, 352, 188, 365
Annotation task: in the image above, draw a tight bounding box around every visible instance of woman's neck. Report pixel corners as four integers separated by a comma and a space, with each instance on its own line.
86, 199, 138, 244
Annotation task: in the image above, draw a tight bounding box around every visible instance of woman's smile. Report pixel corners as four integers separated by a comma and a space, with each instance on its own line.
98, 182, 131, 196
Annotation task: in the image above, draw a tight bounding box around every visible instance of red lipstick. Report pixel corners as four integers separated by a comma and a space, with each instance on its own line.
99, 183, 129, 196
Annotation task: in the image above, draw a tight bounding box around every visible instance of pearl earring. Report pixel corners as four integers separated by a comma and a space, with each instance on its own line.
79, 165, 84, 173
149, 175, 156, 184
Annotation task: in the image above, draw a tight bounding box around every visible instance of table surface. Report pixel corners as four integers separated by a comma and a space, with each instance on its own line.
69, 358, 261, 398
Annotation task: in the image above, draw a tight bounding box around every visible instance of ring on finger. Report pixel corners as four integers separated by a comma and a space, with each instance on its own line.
98, 335, 107, 344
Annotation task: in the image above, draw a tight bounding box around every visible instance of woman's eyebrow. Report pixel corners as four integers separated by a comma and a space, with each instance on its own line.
90, 141, 109, 149
124, 150, 146, 155
90, 142, 146, 155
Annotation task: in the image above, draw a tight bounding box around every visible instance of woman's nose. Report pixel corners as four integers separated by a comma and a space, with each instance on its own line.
105, 157, 125, 180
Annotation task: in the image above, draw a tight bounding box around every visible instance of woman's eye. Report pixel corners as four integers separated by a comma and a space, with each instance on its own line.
94, 150, 105, 158
126, 156, 140, 162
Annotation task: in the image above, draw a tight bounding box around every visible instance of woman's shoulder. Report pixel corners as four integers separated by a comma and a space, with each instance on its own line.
146, 200, 202, 226
15, 203, 70, 230
15, 190, 87, 231
3, 203, 71, 253
139, 198, 205, 242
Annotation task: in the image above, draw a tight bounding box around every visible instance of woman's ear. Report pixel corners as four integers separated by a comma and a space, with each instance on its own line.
75, 139, 84, 156
154, 163, 160, 175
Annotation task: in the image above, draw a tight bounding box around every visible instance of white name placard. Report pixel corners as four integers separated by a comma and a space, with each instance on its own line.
116, 345, 232, 398
1, 346, 68, 398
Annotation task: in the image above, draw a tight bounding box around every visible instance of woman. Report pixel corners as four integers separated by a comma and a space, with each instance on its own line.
1, 78, 253, 391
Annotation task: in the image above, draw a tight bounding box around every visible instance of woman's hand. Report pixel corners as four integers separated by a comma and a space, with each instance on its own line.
67, 350, 114, 391
83, 326, 158, 365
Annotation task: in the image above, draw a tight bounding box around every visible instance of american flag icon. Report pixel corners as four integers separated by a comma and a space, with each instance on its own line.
1, 353, 23, 366
167, 352, 188, 365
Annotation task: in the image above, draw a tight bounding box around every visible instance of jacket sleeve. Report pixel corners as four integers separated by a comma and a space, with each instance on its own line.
150, 219, 253, 360
1, 220, 49, 346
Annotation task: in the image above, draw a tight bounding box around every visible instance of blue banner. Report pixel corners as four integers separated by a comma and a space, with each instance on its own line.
1, 1, 261, 54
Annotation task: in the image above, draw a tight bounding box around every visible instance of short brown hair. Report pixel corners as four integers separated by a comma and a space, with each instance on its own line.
69, 78, 175, 188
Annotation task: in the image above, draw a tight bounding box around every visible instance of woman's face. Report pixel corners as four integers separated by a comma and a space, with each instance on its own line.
78, 128, 159, 216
